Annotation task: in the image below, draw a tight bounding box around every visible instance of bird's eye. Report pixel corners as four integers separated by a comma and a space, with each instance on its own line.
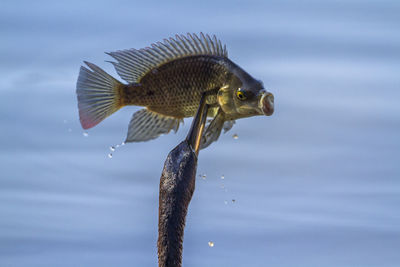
236, 90, 247, 100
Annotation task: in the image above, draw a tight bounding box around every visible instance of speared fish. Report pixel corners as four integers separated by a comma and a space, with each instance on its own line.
76, 33, 274, 148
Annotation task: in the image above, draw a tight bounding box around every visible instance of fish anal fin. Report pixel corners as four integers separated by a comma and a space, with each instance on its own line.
125, 108, 181, 142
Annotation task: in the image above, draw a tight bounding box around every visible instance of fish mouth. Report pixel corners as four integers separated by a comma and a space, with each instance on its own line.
259, 92, 274, 116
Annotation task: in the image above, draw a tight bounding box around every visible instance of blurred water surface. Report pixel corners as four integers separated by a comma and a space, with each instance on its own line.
1, 0, 400, 266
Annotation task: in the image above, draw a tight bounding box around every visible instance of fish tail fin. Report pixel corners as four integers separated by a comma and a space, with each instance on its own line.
76, 61, 124, 129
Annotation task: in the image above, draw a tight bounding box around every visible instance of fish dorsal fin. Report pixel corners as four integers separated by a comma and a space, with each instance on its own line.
107, 33, 228, 83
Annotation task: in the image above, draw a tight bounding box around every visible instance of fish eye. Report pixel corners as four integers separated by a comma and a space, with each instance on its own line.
236, 89, 247, 100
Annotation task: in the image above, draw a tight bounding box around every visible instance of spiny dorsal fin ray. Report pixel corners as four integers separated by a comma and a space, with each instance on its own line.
125, 108, 182, 142
107, 33, 228, 83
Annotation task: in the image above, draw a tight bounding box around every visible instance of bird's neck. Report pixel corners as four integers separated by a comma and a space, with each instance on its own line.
157, 141, 197, 267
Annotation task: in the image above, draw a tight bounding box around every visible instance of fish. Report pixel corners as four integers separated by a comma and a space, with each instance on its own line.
76, 33, 274, 148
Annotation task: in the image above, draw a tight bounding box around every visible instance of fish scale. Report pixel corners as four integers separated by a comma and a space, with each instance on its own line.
124, 55, 226, 118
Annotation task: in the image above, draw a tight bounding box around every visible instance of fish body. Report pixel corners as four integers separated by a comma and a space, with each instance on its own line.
121, 55, 225, 118
76, 33, 274, 148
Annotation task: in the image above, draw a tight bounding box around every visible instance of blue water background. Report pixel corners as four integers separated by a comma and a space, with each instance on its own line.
1, 0, 399, 266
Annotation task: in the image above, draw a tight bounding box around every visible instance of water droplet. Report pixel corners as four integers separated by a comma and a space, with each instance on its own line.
232, 199, 236, 203
221, 174, 225, 179
202, 174, 207, 180
208, 241, 214, 247
108, 153, 113, 159
121, 142, 126, 146
224, 200, 228, 205
232, 134, 238, 139
220, 184, 225, 189
110, 146, 115, 152
83, 132, 88, 137
68, 128, 72, 132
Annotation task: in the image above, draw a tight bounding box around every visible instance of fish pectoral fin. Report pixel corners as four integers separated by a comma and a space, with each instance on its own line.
125, 108, 182, 142
200, 109, 225, 149
222, 120, 235, 133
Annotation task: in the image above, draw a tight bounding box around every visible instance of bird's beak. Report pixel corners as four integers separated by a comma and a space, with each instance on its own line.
186, 93, 209, 156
